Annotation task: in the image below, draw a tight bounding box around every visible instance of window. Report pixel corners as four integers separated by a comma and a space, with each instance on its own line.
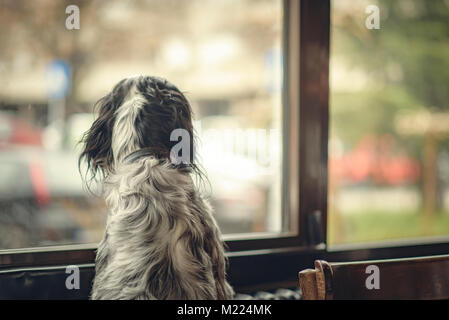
0, 0, 289, 250
2, 0, 448, 296
329, 0, 449, 245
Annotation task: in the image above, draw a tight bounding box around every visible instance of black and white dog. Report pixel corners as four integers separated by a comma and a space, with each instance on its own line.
79, 76, 234, 299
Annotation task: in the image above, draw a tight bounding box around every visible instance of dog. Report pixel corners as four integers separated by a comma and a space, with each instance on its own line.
79, 75, 234, 300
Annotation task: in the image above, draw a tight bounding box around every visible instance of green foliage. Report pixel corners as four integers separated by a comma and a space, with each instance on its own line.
331, 0, 449, 150
328, 210, 449, 244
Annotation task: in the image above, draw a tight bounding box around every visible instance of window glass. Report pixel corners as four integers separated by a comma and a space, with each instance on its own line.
329, 0, 449, 244
0, 0, 284, 249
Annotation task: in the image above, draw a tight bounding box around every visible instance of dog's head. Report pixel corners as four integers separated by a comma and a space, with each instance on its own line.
79, 76, 195, 183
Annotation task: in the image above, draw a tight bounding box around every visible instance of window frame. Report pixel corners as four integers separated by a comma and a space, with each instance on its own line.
1, 0, 449, 294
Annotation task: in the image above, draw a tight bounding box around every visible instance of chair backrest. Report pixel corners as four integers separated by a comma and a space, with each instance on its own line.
299, 254, 449, 300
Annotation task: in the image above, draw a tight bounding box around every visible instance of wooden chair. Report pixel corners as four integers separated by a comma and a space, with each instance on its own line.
299, 254, 449, 300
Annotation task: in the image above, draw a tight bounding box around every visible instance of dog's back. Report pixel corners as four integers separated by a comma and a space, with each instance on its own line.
91, 156, 234, 300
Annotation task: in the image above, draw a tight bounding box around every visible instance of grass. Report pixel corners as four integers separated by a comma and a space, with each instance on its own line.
328, 210, 449, 245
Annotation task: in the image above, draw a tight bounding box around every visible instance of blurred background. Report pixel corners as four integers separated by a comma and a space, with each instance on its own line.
329, 0, 449, 244
3, 0, 447, 250
0, 0, 283, 249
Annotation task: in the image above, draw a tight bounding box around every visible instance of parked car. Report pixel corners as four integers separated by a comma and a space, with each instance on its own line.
0, 145, 107, 249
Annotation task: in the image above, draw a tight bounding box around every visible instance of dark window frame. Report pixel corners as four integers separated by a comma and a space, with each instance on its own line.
1, 0, 449, 293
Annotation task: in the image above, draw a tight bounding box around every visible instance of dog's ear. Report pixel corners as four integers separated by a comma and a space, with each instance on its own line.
79, 78, 133, 180
79, 94, 116, 179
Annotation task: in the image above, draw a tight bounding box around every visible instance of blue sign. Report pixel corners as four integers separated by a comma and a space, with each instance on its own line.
46, 60, 71, 99
264, 48, 283, 94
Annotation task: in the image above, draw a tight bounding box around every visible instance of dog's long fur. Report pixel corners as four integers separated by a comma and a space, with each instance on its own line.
80, 76, 234, 299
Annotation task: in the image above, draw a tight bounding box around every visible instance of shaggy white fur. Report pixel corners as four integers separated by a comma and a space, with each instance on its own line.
91, 157, 234, 299
86, 76, 234, 300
